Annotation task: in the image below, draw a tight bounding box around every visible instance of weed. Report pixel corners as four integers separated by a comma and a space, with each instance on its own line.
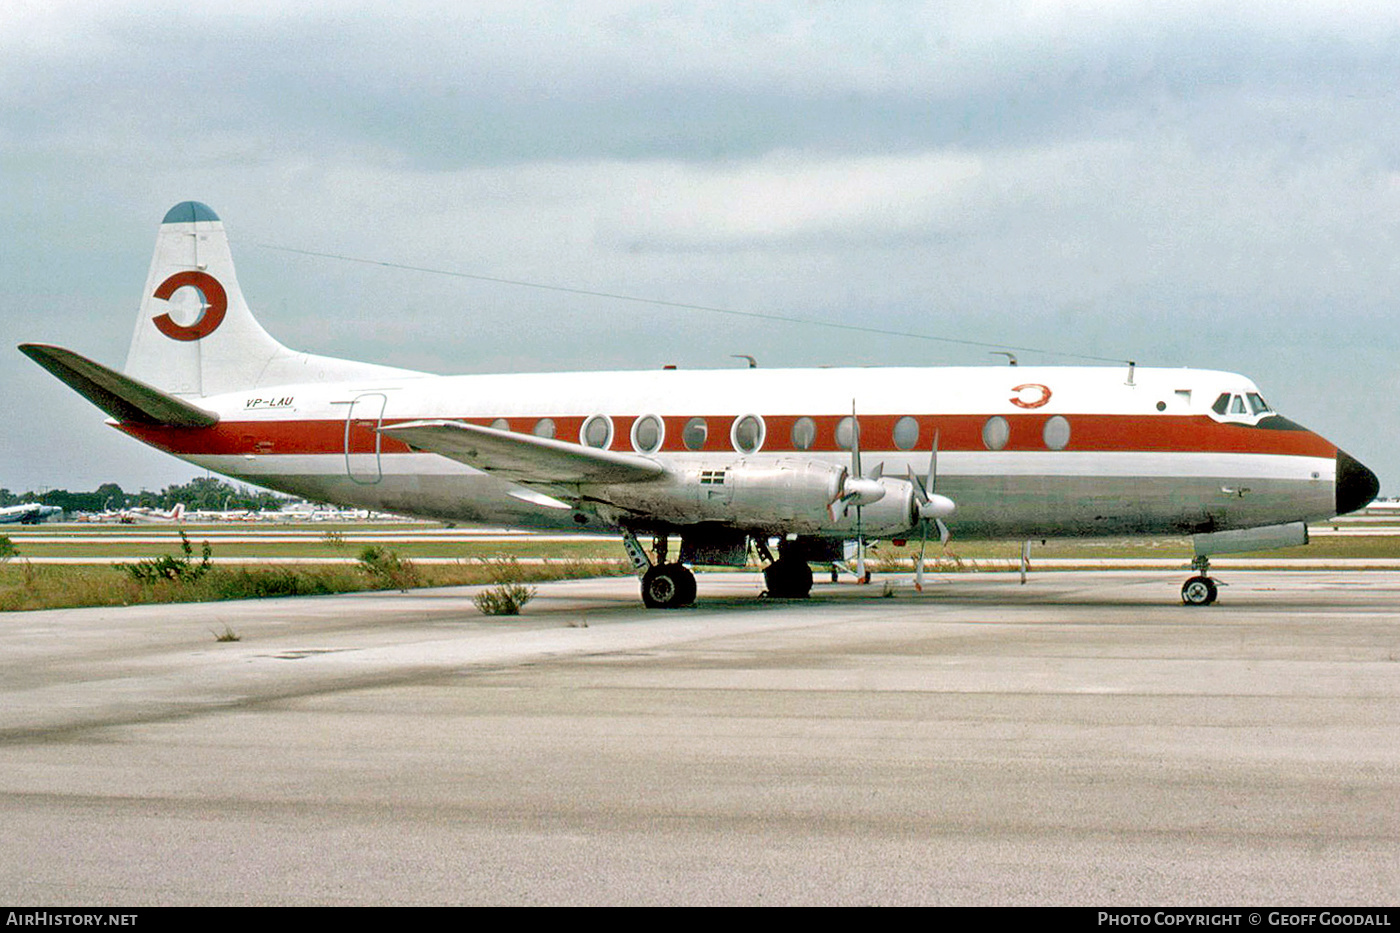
207, 568, 340, 599
874, 551, 908, 574
0, 536, 16, 562
472, 557, 536, 615
122, 532, 211, 584
474, 582, 536, 615
356, 545, 419, 591
212, 625, 241, 642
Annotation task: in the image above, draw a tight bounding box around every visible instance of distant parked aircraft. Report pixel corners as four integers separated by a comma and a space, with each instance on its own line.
0, 504, 64, 524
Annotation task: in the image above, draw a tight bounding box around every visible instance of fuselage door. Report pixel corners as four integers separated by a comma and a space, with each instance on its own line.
344, 392, 387, 484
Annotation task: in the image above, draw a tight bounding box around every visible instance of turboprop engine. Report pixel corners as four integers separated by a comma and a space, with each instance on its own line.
595, 458, 951, 537
821, 474, 945, 538
595, 458, 857, 532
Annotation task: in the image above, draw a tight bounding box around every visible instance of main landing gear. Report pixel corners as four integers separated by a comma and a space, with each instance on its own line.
642, 563, 697, 609
622, 528, 696, 610
1181, 555, 1220, 607
756, 538, 814, 599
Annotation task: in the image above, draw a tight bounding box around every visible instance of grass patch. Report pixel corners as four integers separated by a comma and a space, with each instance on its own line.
0, 558, 630, 612
472, 558, 537, 616
356, 545, 420, 591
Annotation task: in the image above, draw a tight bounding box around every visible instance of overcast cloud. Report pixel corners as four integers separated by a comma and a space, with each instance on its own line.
2, 1, 1396, 494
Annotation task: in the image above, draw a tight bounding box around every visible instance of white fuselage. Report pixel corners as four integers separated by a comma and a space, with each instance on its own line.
116, 363, 1343, 540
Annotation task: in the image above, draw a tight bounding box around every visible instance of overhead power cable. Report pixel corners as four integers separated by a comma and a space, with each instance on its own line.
254, 242, 1131, 365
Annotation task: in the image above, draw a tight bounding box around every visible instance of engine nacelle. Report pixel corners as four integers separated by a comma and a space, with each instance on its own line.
594, 458, 848, 533
821, 475, 919, 538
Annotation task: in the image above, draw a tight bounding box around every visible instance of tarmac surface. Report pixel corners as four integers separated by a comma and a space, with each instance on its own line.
2, 570, 1398, 906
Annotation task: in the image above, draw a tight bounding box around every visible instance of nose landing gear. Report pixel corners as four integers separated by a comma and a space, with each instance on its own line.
1181, 555, 1220, 606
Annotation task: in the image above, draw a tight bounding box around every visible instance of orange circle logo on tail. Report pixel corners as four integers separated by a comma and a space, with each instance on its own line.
1009, 383, 1051, 409
151, 271, 227, 341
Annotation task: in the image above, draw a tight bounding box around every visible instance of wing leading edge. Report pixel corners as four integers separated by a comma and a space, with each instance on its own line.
380, 420, 667, 485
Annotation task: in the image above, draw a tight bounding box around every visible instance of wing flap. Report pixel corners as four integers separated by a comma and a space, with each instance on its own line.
381, 420, 666, 485
19, 344, 220, 428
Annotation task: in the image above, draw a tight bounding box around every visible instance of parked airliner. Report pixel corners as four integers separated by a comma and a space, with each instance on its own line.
20, 203, 1379, 607
0, 503, 64, 525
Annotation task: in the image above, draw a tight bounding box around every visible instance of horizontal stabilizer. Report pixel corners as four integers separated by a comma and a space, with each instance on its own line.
381, 420, 666, 485
19, 344, 219, 428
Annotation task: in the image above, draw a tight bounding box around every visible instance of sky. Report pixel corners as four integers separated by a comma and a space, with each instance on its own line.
2, 0, 1397, 496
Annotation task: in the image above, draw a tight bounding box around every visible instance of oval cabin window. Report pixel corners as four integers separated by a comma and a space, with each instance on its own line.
1042, 415, 1071, 451
790, 417, 816, 451
682, 417, 708, 451
731, 414, 765, 454
632, 414, 663, 454
982, 416, 1009, 451
893, 416, 919, 451
835, 416, 859, 451
581, 415, 613, 449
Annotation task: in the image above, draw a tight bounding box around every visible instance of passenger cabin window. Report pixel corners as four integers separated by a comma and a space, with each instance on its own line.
731, 415, 764, 454
581, 415, 613, 449
683, 417, 708, 451
632, 415, 663, 454
1043, 415, 1071, 451
790, 417, 816, 451
982, 416, 1009, 451
532, 418, 556, 439
835, 416, 859, 451
892, 416, 919, 451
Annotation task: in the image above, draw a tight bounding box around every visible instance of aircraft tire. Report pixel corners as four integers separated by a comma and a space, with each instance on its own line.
1181, 575, 1218, 607
642, 563, 694, 609
764, 558, 813, 599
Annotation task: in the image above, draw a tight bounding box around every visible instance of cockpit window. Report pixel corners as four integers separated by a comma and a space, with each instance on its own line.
1212, 390, 1273, 421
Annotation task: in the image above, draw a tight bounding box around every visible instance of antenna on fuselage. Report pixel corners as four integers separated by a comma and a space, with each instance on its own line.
991, 352, 1018, 366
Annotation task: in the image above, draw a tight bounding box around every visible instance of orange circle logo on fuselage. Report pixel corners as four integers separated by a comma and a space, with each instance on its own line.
1009, 383, 1051, 409
151, 271, 227, 341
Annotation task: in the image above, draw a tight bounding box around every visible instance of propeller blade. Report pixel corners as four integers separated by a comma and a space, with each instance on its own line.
849, 400, 861, 479
915, 524, 927, 592
928, 430, 940, 497
907, 465, 927, 507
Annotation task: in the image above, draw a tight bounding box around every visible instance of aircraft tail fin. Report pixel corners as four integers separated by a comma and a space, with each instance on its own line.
124, 202, 419, 398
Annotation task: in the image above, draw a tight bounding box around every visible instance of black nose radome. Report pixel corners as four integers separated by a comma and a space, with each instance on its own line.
1336, 449, 1380, 516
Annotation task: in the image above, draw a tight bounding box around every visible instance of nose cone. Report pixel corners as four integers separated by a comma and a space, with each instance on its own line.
1336, 449, 1380, 515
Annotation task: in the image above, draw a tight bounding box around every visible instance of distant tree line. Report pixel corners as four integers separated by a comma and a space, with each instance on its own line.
0, 477, 291, 514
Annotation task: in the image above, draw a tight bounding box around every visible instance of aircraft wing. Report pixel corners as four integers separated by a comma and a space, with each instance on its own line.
380, 420, 667, 485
